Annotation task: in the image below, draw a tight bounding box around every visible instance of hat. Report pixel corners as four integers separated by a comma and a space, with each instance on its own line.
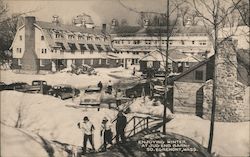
102, 117, 108, 122
83, 116, 89, 121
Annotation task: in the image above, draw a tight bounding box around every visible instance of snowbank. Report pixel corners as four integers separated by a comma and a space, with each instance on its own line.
129, 97, 173, 118
1, 124, 67, 157
1, 124, 48, 157
0, 91, 118, 149
166, 114, 250, 156
0, 68, 136, 89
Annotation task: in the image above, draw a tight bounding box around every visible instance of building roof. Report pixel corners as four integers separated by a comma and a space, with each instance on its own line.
110, 25, 209, 37
140, 49, 201, 62
33, 21, 112, 52
170, 53, 249, 86
36, 21, 103, 35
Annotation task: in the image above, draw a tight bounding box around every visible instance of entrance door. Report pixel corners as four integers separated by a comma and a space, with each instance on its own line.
196, 87, 204, 118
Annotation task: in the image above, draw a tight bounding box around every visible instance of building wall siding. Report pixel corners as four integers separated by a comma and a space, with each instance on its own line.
173, 81, 204, 114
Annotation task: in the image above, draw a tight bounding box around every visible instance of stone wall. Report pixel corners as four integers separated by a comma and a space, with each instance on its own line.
202, 40, 249, 122
173, 81, 204, 114
203, 80, 249, 122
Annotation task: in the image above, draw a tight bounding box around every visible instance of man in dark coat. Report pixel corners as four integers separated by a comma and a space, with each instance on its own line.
97, 81, 103, 91
115, 111, 127, 143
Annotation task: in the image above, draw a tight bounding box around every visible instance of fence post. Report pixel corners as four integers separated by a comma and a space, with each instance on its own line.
133, 117, 136, 135
146, 117, 149, 129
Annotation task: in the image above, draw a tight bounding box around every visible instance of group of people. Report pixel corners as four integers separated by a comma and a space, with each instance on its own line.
77, 111, 127, 154
97, 80, 113, 94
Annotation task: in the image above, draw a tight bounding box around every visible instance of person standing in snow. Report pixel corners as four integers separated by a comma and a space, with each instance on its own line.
97, 81, 103, 91
100, 117, 113, 151
107, 80, 112, 94
132, 67, 136, 76
77, 116, 96, 153
114, 111, 127, 143
115, 89, 123, 107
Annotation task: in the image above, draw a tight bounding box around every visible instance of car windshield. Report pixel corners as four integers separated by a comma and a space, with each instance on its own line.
33, 82, 40, 85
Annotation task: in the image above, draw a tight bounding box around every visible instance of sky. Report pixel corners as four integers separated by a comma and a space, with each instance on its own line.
6, 0, 169, 26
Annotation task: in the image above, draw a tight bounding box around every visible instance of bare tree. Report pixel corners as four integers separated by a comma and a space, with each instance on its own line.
191, 0, 243, 153
117, 0, 187, 134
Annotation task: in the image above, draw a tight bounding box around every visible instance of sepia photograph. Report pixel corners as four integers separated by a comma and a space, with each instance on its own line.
0, 0, 249, 157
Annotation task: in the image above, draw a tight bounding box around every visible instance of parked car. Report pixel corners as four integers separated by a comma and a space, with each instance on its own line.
31, 80, 52, 94
125, 80, 151, 98
80, 90, 102, 106
5, 82, 31, 92
71, 64, 97, 75
48, 84, 80, 100
85, 86, 101, 93
0, 82, 7, 91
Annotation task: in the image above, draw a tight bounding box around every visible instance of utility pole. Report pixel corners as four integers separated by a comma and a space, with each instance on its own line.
163, 0, 170, 134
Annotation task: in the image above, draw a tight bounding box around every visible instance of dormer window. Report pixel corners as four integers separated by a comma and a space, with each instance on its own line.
78, 36, 83, 40
41, 36, 45, 40
55, 33, 63, 38
95, 37, 100, 41
68, 35, 75, 39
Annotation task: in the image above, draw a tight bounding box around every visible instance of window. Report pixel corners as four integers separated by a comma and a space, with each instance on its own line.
133, 40, 140, 44
87, 44, 95, 53
41, 36, 45, 40
16, 48, 22, 53
184, 62, 190, 67
68, 43, 77, 53
181, 40, 185, 45
55, 42, 65, 52
68, 35, 75, 39
55, 33, 63, 38
104, 45, 112, 52
79, 44, 87, 53
99, 59, 101, 65
96, 44, 104, 52
195, 70, 203, 80
41, 48, 47, 54
18, 59, 22, 65
19, 35, 22, 41
192, 41, 195, 44
40, 60, 45, 66
128, 41, 130, 44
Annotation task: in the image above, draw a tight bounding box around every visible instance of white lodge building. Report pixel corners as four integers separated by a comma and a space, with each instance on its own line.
10, 16, 118, 73
110, 19, 212, 69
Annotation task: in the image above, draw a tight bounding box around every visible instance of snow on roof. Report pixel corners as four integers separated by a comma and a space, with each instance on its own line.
140, 49, 200, 62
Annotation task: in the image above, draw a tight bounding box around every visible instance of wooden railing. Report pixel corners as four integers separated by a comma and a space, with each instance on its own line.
98, 115, 162, 151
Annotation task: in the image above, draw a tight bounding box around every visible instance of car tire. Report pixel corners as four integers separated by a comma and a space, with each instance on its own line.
58, 95, 62, 100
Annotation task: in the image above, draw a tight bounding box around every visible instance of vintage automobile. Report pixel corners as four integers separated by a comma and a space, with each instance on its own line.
80, 90, 102, 106
0, 82, 7, 91
5, 82, 30, 92
85, 86, 101, 93
48, 84, 80, 100
125, 80, 151, 98
29, 80, 52, 94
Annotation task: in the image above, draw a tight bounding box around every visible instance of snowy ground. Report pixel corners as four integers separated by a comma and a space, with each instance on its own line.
0, 67, 138, 89
165, 114, 250, 157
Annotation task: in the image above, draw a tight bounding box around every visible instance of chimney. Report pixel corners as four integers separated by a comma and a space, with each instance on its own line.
111, 19, 117, 29
52, 15, 59, 25
144, 19, 149, 28
22, 16, 39, 72
102, 24, 107, 33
